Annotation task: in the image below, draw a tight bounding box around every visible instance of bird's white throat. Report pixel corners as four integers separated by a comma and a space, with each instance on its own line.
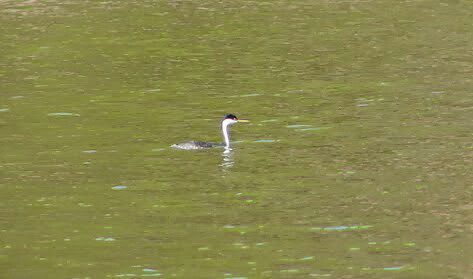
221, 118, 236, 149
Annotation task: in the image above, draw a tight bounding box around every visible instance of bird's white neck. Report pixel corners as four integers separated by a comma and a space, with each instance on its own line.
221, 120, 232, 149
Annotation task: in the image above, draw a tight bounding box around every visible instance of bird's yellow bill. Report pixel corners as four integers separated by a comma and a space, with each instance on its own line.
238, 119, 250, 122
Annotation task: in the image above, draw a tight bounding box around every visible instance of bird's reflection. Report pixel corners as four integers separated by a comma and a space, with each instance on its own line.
220, 148, 234, 172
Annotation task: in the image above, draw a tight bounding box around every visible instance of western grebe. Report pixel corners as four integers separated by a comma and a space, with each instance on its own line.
171, 114, 249, 150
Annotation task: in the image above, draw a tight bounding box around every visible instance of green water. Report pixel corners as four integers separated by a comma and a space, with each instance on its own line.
1, 1, 473, 278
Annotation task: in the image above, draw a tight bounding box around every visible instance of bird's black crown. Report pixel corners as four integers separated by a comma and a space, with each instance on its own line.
224, 114, 238, 120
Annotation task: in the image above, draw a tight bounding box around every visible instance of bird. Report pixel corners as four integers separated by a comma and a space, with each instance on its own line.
171, 114, 249, 150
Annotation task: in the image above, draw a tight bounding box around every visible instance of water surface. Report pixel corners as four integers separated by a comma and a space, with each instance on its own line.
1, 0, 473, 278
